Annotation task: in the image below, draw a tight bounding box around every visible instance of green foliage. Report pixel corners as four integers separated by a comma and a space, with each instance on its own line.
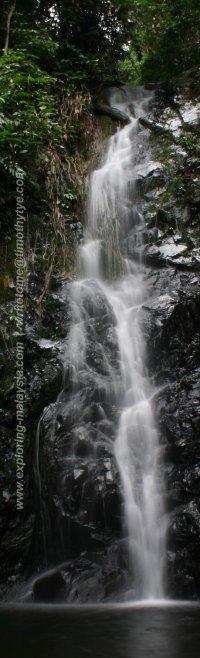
11, 22, 60, 73
117, 48, 144, 85
33, 0, 132, 82
58, 191, 78, 211
0, 0, 199, 242
179, 134, 200, 158
0, 49, 62, 161
1, 1, 200, 87
133, 0, 200, 82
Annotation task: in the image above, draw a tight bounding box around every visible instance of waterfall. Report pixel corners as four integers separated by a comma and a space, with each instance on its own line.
67, 86, 166, 600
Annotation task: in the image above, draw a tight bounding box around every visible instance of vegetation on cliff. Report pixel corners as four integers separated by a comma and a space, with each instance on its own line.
0, 0, 199, 393
0, 1, 199, 258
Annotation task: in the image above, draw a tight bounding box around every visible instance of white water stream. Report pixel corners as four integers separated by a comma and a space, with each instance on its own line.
70, 87, 166, 600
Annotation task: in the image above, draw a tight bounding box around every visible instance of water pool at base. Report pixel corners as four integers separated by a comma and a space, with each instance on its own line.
0, 603, 200, 658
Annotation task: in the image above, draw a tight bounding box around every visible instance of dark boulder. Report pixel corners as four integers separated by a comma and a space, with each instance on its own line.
33, 570, 67, 603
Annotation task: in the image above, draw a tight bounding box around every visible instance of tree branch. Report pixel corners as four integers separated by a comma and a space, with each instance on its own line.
3, 1, 16, 54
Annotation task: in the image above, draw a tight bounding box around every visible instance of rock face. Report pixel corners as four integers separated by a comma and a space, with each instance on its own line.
28, 279, 125, 602
1, 76, 200, 602
32, 544, 128, 603
142, 268, 200, 599
137, 75, 200, 599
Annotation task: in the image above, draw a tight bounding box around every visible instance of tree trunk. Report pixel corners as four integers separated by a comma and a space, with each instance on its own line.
3, 1, 16, 54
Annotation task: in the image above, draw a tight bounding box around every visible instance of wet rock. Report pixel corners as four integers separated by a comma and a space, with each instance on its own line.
143, 236, 188, 266
166, 502, 200, 600
166, 465, 200, 508
32, 548, 127, 604
139, 117, 170, 135
167, 547, 200, 600
0, 515, 35, 598
144, 264, 200, 600
83, 403, 106, 423
137, 161, 164, 195
74, 428, 94, 458
94, 102, 131, 124
156, 208, 170, 227
179, 101, 200, 127
168, 506, 200, 549
33, 570, 67, 603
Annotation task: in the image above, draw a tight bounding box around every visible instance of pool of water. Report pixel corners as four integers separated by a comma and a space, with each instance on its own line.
0, 602, 200, 658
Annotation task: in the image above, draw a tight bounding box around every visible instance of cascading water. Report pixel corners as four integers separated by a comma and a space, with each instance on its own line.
67, 86, 167, 601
